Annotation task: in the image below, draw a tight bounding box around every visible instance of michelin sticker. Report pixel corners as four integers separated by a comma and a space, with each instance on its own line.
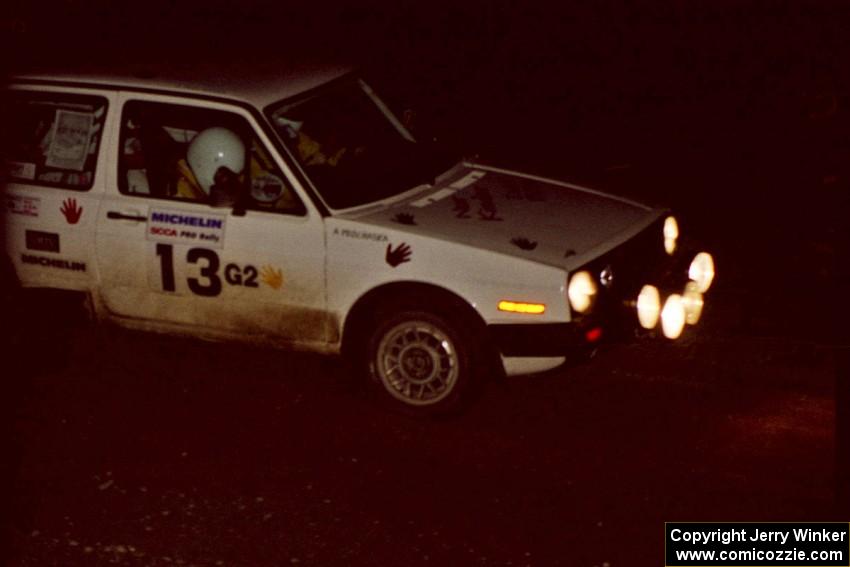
21, 253, 86, 272
147, 208, 226, 249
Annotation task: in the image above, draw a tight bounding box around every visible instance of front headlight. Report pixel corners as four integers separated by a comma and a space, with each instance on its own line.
568, 270, 597, 314
688, 252, 715, 293
682, 281, 704, 325
636, 284, 661, 329
663, 215, 679, 255
660, 294, 686, 339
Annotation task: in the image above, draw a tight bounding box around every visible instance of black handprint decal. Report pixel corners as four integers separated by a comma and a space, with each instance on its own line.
474, 187, 502, 221
393, 212, 416, 225
452, 196, 471, 219
386, 242, 412, 267
511, 237, 538, 251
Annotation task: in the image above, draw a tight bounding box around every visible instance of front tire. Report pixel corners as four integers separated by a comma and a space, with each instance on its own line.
366, 308, 479, 416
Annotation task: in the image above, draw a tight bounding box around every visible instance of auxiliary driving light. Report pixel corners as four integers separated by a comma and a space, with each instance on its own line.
663, 216, 679, 255
568, 270, 597, 314
682, 281, 704, 325
660, 294, 686, 339
636, 284, 661, 329
688, 252, 715, 293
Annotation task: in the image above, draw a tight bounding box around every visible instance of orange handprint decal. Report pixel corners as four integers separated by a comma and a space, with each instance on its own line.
60, 198, 83, 224
260, 265, 283, 290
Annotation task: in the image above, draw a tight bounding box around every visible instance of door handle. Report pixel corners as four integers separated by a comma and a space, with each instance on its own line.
107, 211, 148, 222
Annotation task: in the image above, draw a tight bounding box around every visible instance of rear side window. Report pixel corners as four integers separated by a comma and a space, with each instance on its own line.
2, 91, 107, 190
119, 100, 305, 215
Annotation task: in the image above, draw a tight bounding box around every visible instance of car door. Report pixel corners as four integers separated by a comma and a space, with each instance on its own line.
3, 86, 113, 293
94, 93, 330, 347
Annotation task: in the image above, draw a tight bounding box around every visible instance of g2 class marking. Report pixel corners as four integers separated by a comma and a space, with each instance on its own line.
224, 263, 258, 288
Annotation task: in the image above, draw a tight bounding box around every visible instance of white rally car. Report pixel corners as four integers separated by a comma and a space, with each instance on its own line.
1, 61, 715, 414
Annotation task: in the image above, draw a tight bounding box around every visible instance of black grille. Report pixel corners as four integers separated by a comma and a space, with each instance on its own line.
586, 215, 669, 300
569, 215, 694, 338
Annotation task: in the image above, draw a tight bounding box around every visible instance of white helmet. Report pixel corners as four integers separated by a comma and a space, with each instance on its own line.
187, 127, 246, 194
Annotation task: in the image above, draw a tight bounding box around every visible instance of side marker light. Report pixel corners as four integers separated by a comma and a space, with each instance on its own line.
498, 300, 546, 315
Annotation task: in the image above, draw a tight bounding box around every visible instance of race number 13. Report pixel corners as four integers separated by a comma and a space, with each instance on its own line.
156, 244, 221, 297
156, 244, 256, 297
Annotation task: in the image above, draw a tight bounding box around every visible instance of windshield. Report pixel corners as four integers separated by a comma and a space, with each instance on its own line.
267, 78, 455, 209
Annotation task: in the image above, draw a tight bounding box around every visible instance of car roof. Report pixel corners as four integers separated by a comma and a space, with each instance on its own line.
10, 58, 354, 109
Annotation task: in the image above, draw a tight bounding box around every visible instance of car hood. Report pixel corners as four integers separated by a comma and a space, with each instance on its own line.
336, 163, 665, 270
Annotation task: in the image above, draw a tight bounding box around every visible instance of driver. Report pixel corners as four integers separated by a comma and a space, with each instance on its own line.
276, 116, 346, 167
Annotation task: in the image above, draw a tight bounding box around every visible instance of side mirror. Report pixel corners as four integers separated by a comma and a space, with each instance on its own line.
209, 185, 237, 209
210, 189, 245, 216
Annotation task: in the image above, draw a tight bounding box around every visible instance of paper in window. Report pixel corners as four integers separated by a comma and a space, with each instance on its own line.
45, 109, 94, 171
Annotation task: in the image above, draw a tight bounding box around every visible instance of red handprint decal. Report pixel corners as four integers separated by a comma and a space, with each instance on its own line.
60, 198, 83, 224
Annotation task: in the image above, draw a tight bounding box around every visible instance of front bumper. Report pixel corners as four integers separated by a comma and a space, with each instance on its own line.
490, 216, 714, 357
489, 322, 603, 357
488, 283, 706, 357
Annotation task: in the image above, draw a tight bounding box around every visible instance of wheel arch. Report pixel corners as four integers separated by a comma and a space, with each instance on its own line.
1, 251, 93, 322
340, 281, 488, 358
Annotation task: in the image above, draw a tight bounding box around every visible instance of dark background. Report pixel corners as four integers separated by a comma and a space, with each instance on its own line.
1, 1, 849, 565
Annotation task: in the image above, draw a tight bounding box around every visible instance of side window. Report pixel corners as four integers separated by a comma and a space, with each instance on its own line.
119, 101, 305, 215
2, 91, 107, 190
